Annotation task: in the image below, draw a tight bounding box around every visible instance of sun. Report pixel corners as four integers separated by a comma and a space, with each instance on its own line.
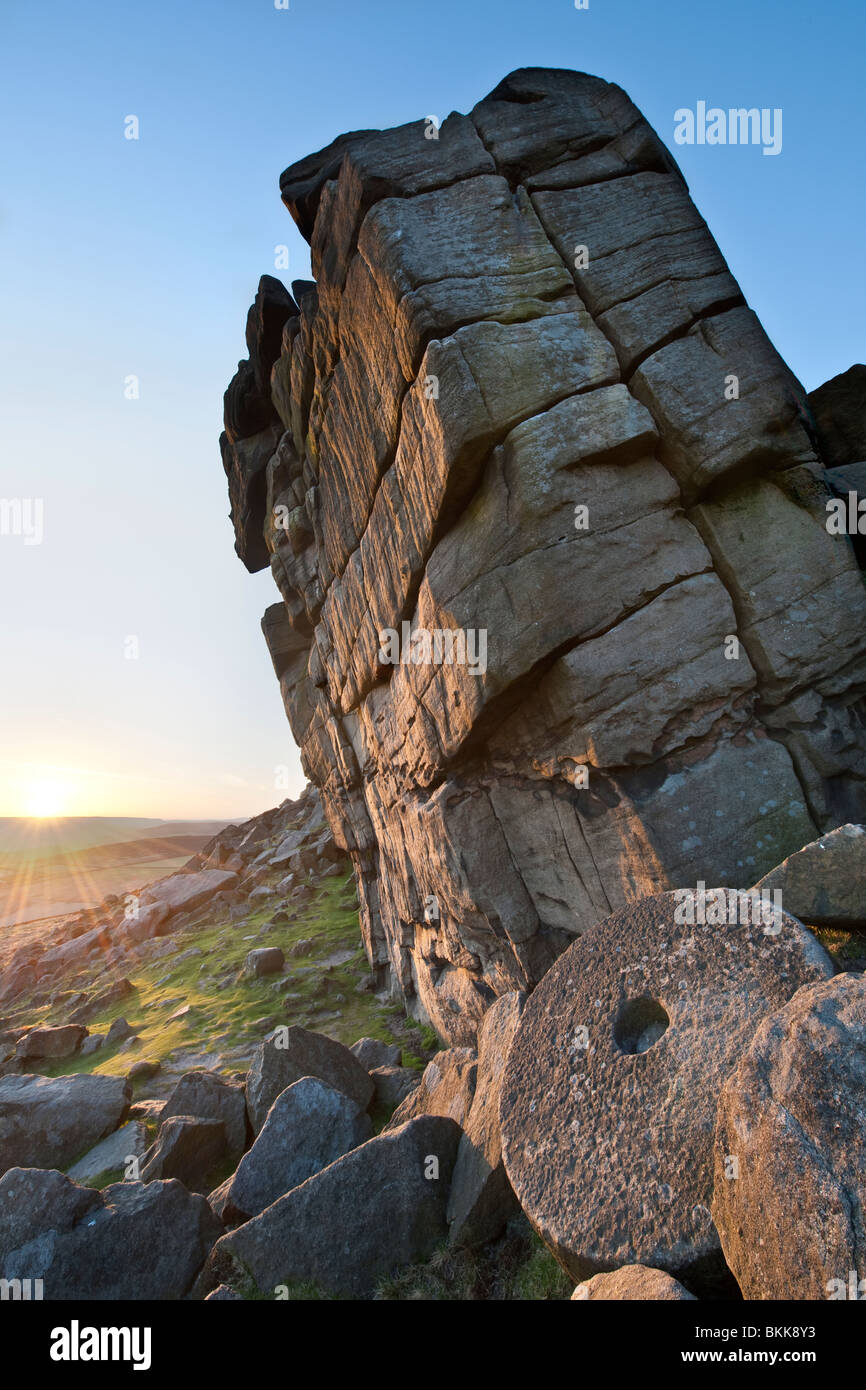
25, 780, 68, 819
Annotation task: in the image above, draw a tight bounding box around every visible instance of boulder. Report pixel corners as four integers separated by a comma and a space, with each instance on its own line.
572, 1265, 696, 1300
15, 1025, 86, 1061
69, 978, 134, 1024
246, 1026, 374, 1133
0, 1167, 221, 1299
753, 823, 866, 928
244, 947, 285, 978
349, 1037, 401, 1070
221, 1076, 372, 1222
0, 1073, 131, 1176
159, 1070, 248, 1161
123, 868, 238, 943
369, 1066, 420, 1109
712, 972, 866, 1300
141, 1116, 227, 1192
447, 991, 525, 1247
67, 1120, 149, 1183
807, 363, 866, 469
127, 1059, 160, 1084
207, 1115, 461, 1296
80, 1035, 105, 1056
105, 1016, 136, 1046
499, 890, 834, 1291
385, 1047, 477, 1130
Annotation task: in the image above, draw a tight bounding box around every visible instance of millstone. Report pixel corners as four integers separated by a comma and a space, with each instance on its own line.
499, 889, 833, 1292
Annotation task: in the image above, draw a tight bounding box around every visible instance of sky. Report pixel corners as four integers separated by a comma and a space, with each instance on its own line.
1, 0, 863, 820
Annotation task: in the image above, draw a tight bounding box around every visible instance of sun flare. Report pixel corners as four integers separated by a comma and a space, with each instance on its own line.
25, 780, 68, 819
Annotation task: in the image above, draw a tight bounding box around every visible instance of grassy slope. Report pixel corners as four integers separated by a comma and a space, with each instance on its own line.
31, 866, 434, 1092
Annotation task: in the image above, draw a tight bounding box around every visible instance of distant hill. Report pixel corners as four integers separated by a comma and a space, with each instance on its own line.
0, 817, 234, 862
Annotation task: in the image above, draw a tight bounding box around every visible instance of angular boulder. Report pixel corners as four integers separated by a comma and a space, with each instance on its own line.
447, 991, 525, 1247
67, 1120, 149, 1183
123, 868, 238, 943
207, 1115, 461, 1296
0, 1167, 221, 1299
712, 972, 866, 1300
246, 1026, 374, 1133
0, 1073, 131, 1177
753, 823, 866, 928
159, 1070, 248, 1161
369, 1065, 420, 1109
349, 1037, 401, 1070
244, 946, 285, 978
222, 1075, 372, 1222
141, 1116, 227, 1192
500, 890, 833, 1291
15, 1025, 86, 1061
385, 1047, 477, 1130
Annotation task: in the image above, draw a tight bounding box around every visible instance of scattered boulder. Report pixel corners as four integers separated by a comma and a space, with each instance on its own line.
15, 1025, 86, 1061
67, 1121, 149, 1183
105, 1016, 136, 1046
244, 946, 284, 978
246, 1026, 374, 1133
572, 1265, 697, 1301
127, 1059, 160, 1084
369, 1066, 420, 1109
80, 1035, 105, 1056
206, 1115, 461, 1297
350, 1037, 401, 1070
141, 1116, 227, 1192
499, 890, 834, 1292
0, 1167, 221, 1299
159, 1070, 248, 1161
221, 1076, 372, 1222
712, 972, 866, 1300
447, 991, 525, 1248
753, 823, 866, 928
385, 1047, 477, 1130
123, 868, 239, 943
69, 978, 134, 1024
0, 1073, 131, 1176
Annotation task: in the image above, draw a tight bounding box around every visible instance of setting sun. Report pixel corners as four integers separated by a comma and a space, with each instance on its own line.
25, 779, 68, 819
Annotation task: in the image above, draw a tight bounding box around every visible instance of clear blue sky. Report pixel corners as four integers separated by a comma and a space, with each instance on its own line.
1, 0, 863, 818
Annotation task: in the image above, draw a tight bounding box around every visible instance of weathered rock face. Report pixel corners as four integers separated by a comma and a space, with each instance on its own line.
221, 66, 866, 1043
498, 890, 833, 1292
206, 1115, 461, 1297
0, 1168, 221, 1300
712, 972, 866, 1301
0, 1073, 132, 1177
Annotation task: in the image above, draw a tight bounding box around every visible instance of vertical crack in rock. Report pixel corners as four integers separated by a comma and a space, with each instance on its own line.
220, 67, 866, 1042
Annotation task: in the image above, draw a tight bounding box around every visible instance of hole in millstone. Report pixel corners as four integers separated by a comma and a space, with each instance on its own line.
613, 996, 670, 1055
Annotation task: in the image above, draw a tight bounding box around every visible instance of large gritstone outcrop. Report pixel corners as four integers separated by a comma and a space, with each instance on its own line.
220, 68, 866, 1044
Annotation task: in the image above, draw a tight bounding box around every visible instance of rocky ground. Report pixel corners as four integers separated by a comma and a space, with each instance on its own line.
1, 802, 865, 1300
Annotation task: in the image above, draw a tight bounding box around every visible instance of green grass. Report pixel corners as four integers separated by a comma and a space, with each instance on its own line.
25, 864, 414, 1088
372, 1223, 574, 1301
814, 925, 866, 973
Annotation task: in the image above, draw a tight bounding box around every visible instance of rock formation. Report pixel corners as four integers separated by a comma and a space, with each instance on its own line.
221, 67, 866, 1045
712, 972, 866, 1300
